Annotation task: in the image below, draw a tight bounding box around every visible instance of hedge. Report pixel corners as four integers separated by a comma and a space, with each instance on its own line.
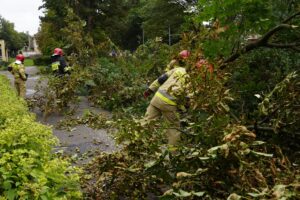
0, 75, 81, 199
33, 56, 51, 66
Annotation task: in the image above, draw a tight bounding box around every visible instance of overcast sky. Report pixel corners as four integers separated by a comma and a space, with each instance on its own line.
0, 0, 44, 35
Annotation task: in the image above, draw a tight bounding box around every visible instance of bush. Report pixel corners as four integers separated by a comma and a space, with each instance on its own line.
0, 75, 81, 199
33, 56, 51, 66
87, 57, 148, 113
0, 60, 9, 70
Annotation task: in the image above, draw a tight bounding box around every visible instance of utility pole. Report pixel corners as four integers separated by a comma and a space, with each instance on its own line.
168, 25, 171, 46
142, 28, 145, 45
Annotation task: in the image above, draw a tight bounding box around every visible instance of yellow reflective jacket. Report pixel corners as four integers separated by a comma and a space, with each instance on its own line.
9, 61, 26, 80
149, 66, 190, 106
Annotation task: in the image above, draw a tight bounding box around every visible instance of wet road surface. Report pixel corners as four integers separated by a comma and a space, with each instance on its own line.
0, 66, 118, 164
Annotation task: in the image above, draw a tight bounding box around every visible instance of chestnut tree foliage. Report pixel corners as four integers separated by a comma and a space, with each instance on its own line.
34, 0, 300, 199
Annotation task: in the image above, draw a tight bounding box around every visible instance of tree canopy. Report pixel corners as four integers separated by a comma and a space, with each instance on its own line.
0, 16, 28, 54
33, 0, 300, 199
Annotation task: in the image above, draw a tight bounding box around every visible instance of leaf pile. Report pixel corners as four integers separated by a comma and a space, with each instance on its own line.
57, 110, 111, 130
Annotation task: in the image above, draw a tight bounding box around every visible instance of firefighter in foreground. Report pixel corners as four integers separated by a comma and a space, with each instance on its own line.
8, 54, 28, 98
143, 50, 191, 145
164, 50, 190, 72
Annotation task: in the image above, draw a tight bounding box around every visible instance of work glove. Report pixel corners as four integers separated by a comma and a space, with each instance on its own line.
143, 88, 153, 99
7, 66, 12, 72
184, 97, 190, 110
64, 66, 72, 74
21, 73, 28, 81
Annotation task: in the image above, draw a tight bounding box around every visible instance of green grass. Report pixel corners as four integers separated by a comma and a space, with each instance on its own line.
7, 57, 34, 67
1, 58, 35, 71
24, 58, 34, 66
8, 57, 14, 63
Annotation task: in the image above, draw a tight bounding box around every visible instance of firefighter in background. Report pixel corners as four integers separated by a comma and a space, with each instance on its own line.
50, 48, 71, 75
195, 56, 215, 80
164, 50, 190, 72
8, 54, 28, 98
165, 56, 177, 72
50, 48, 72, 109
143, 50, 191, 145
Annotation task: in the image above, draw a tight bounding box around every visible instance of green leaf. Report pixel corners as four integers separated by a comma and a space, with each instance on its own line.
199, 157, 210, 160
85, 80, 96, 87
174, 189, 192, 197
176, 172, 193, 179
4, 189, 17, 200
3, 180, 12, 190
144, 160, 156, 169
251, 141, 266, 146
251, 151, 273, 157
193, 191, 205, 197
162, 189, 174, 196
41, 195, 48, 200
247, 192, 264, 197
127, 167, 140, 172
227, 193, 242, 200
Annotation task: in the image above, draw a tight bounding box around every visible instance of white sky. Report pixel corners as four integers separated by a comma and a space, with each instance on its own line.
0, 0, 44, 35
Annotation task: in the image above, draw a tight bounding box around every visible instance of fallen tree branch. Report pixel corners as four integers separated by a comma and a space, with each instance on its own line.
220, 19, 299, 69
282, 10, 300, 23
260, 24, 296, 43
247, 125, 274, 132
266, 42, 300, 48
247, 125, 300, 136
292, 46, 300, 51
222, 24, 298, 67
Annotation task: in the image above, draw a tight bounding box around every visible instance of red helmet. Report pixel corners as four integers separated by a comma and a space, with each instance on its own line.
179, 50, 190, 59
196, 59, 214, 74
53, 48, 63, 56
16, 54, 25, 62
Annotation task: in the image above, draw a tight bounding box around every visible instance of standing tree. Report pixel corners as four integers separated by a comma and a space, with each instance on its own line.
0, 16, 28, 54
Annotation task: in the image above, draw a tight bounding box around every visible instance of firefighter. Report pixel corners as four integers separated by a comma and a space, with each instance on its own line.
50, 48, 72, 109
165, 56, 177, 72
143, 50, 191, 145
165, 50, 190, 72
8, 54, 27, 98
50, 48, 71, 76
195, 57, 214, 80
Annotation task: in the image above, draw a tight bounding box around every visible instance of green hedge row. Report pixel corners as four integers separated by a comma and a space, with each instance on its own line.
0, 60, 9, 71
33, 56, 51, 66
0, 75, 81, 200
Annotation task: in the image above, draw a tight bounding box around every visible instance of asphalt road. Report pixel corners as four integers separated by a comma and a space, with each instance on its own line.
0, 67, 118, 164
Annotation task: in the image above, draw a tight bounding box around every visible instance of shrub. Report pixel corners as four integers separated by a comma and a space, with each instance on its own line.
0, 60, 9, 70
33, 56, 51, 66
0, 75, 81, 199
87, 57, 148, 112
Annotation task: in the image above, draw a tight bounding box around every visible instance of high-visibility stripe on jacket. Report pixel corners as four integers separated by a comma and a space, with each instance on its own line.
51, 55, 68, 75
51, 61, 60, 71
155, 91, 177, 106
149, 66, 189, 106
